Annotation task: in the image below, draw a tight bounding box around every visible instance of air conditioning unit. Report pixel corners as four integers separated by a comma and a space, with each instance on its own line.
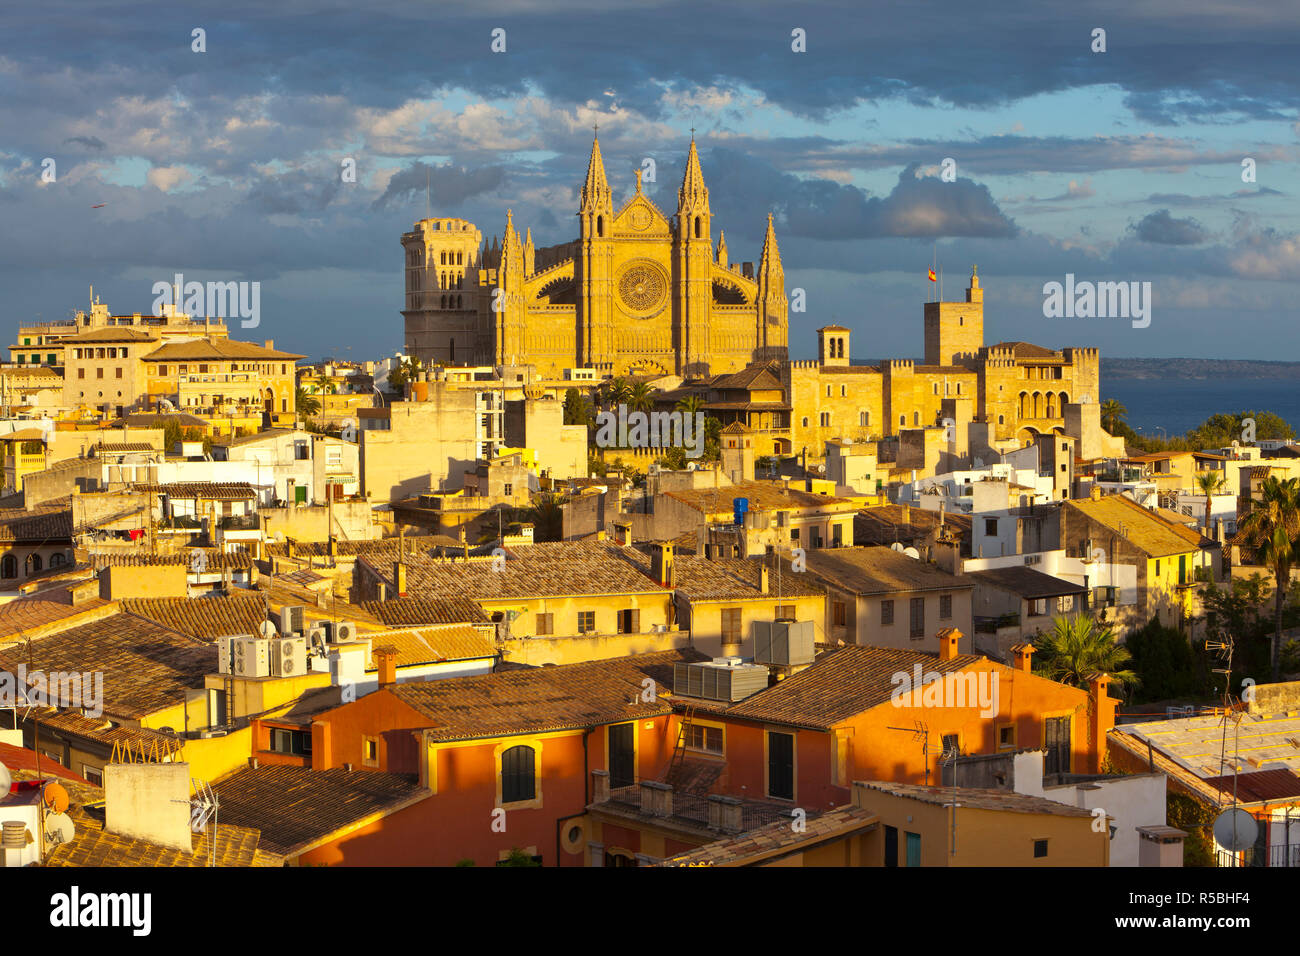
673, 660, 769, 702
269, 638, 308, 678
327, 621, 358, 644
754, 620, 815, 667
280, 605, 306, 637
215, 634, 250, 675
307, 626, 328, 655
232, 637, 269, 678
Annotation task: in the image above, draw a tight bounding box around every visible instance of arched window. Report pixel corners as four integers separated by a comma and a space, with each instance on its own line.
25, 553, 42, 576
501, 745, 536, 803
900, 415, 906, 426
913, 412, 920, 426
50, 553, 65, 567
998, 415, 1005, 425
596, 216, 603, 237
694, 216, 701, 239
1, 555, 15, 579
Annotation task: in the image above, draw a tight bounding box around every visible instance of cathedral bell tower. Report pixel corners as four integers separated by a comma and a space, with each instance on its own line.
578, 131, 615, 369
675, 133, 713, 376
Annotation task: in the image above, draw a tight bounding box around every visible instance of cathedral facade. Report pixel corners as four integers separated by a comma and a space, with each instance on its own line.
401, 135, 789, 378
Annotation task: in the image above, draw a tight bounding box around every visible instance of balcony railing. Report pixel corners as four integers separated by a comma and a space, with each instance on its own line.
1216, 844, 1300, 868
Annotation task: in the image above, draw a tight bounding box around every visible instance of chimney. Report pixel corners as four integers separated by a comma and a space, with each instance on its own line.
939, 500, 945, 527
707, 794, 743, 834
613, 521, 631, 547
640, 780, 673, 818
651, 542, 675, 588
373, 645, 398, 689
393, 560, 407, 597
328, 536, 338, 558
1090, 485, 1102, 500
937, 626, 961, 661
591, 769, 610, 803
264, 339, 274, 350
1011, 643, 1035, 673
900, 503, 911, 524
1088, 673, 1117, 773
760, 564, 770, 595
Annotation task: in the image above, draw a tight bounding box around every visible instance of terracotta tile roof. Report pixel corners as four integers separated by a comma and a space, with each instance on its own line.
968, 566, 1087, 599
361, 596, 489, 626
855, 505, 972, 546
1065, 495, 1209, 558
624, 551, 823, 602
858, 781, 1095, 817
0, 613, 213, 719
708, 365, 783, 391
665, 479, 853, 515
0, 593, 115, 642
989, 341, 1062, 359
92, 548, 253, 572
110, 412, 208, 429
802, 546, 971, 596
130, 481, 257, 500
47, 802, 277, 867
21, 707, 180, 750
390, 649, 708, 742
210, 765, 428, 857
360, 624, 496, 669
363, 541, 672, 601
0, 504, 73, 542
658, 804, 879, 866
720, 644, 984, 730
265, 535, 444, 559
60, 327, 157, 343
0, 742, 90, 784
143, 339, 304, 361
1203, 768, 1300, 803
91, 442, 157, 454
119, 593, 268, 640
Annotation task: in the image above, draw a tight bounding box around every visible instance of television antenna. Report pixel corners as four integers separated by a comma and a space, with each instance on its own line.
941, 741, 962, 856
887, 720, 933, 785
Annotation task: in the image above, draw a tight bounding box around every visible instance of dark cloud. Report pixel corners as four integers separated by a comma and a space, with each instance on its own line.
245, 168, 343, 215
373, 162, 507, 210
1132, 209, 1209, 245
63, 135, 105, 150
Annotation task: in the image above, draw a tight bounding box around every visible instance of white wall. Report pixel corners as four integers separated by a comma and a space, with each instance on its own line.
1042, 773, 1167, 867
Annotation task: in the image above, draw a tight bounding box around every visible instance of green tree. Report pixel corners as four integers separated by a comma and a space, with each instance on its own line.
523, 493, 564, 542
628, 381, 655, 414
563, 387, 594, 426
1125, 617, 1205, 702
1234, 475, 1300, 681
1032, 615, 1139, 691
296, 386, 321, 418
1194, 471, 1225, 530
675, 393, 705, 418
1167, 792, 1217, 867
701, 415, 722, 462
314, 373, 336, 395
656, 445, 687, 470
1101, 398, 1127, 435
163, 417, 183, 451
498, 847, 541, 867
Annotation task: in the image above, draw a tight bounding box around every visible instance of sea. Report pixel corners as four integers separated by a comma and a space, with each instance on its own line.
1100, 376, 1300, 438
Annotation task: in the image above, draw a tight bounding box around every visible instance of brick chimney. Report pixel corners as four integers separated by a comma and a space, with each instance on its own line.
393, 560, 407, 597
650, 542, 675, 588
1011, 643, 1035, 673
937, 626, 961, 661
373, 645, 398, 689
1088, 673, 1117, 773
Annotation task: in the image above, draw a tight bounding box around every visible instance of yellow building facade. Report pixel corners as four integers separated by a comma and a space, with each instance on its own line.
402, 135, 789, 379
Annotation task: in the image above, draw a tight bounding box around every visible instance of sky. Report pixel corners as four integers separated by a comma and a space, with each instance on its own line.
1, 0, 1297, 363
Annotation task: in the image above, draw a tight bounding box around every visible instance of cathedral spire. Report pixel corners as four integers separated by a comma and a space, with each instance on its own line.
716, 229, 728, 269
677, 133, 708, 214
524, 227, 535, 275
758, 212, 783, 287
580, 132, 612, 212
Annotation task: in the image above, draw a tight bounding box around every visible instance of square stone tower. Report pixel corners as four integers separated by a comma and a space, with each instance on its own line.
924, 266, 984, 367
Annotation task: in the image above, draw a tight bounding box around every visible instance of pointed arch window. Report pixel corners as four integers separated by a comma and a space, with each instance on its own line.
597, 216, 603, 237
1, 555, 15, 579
694, 216, 701, 239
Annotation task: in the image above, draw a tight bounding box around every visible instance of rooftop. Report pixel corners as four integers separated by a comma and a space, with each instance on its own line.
802, 545, 971, 596
967, 565, 1087, 599
143, 339, 304, 361
361, 624, 496, 669
118, 593, 268, 640
857, 780, 1095, 817
665, 479, 853, 515
658, 804, 879, 867
1065, 495, 1210, 558
360, 596, 490, 626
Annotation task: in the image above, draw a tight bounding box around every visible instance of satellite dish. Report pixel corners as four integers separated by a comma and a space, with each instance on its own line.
0, 761, 10, 796
891, 542, 906, 552
45, 812, 75, 846
259, 620, 278, 639
903, 547, 921, 559
1213, 808, 1258, 852
43, 782, 70, 814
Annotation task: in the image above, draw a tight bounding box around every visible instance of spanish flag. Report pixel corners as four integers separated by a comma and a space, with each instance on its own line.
927, 268, 937, 282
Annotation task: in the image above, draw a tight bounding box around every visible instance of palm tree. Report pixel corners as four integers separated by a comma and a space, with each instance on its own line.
314, 373, 336, 396
1101, 398, 1127, 435
1235, 475, 1300, 680
296, 387, 320, 418
628, 381, 655, 414
524, 493, 564, 542
1032, 615, 1139, 691
1194, 471, 1226, 531
675, 393, 705, 418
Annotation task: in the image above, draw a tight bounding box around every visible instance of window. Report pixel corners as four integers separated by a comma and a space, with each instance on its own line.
1155, 560, 1161, 576
940, 594, 952, 620
1028, 598, 1047, 617
115, 367, 122, 379
984, 518, 997, 536
77, 368, 85, 379
767, 731, 794, 800
577, 611, 596, 633
900, 415, 905, 426
609, 722, 636, 788
860, 411, 869, 427
909, 597, 924, 638
801, 417, 809, 427
617, 608, 640, 634
881, 599, 894, 626
721, 607, 742, 645
1044, 716, 1071, 775
687, 724, 724, 754
159, 365, 167, 376
95, 367, 103, 379
790, 528, 799, 542
269, 728, 310, 755
841, 386, 846, 397
362, 736, 379, 768
535, 612, 553, 636
46, 355, 54, 364
998, 724, 1016, 750
1034, 839, 1048, 859
884, 825, 898, 867
501, 745, 536, 803
1057, 595, 1074, 613
82, 765, 103, 787
2, 555, 16, 579
942, 733, 961, 756
833, 601, 846, 627
775, 605, 794, 620
50, 553, 65, 568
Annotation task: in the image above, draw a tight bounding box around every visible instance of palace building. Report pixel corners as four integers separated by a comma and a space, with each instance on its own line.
401, 135, 789, 379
